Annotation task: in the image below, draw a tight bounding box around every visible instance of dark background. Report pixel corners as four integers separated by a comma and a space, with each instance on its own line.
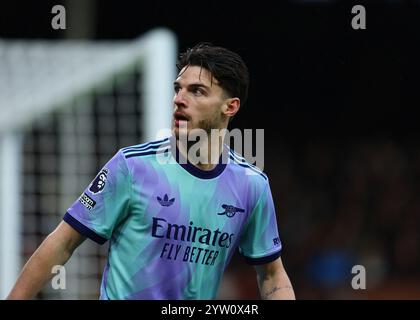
1, 1, 419, 139
2, 0, 420, 299
0, 1, 420, 137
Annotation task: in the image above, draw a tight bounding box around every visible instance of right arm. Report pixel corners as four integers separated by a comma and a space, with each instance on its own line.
6, 221, 85, 300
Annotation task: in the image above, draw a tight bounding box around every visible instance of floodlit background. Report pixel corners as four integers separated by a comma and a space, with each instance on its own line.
1, 0, 419, 299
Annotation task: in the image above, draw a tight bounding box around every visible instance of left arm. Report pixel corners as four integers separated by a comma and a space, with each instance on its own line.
255, 256, 295, 300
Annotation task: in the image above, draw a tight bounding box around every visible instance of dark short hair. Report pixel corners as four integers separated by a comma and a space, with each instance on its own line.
176, 43, 249, 106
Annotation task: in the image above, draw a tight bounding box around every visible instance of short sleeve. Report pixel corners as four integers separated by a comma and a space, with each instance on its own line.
64, 149, 131, 244
239, 180, 282, 264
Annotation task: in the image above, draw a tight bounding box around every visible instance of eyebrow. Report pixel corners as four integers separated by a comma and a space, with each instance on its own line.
173, 81, 211, 89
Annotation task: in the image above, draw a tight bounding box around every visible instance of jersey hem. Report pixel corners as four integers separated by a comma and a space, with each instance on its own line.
63, 212, 108, 244
242, 249, 281, 265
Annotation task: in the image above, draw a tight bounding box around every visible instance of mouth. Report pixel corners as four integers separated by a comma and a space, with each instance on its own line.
173, 112, 190, 127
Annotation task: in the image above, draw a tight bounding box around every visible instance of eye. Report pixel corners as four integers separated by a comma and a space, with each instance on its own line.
174, 85, 181, 93
192, 87, 205, 95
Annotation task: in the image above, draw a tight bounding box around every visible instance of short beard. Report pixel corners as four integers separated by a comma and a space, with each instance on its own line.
197, 113, 223, 135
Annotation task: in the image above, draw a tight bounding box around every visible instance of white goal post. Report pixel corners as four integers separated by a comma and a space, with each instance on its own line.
0, 28, 177, 299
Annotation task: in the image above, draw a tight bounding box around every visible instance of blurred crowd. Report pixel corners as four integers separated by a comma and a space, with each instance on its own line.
221, 136, 420, 299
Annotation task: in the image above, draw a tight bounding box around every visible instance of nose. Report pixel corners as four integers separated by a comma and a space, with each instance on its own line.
173, 89, 187, 107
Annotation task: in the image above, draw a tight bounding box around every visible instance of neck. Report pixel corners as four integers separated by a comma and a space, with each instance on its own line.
176, 131, 225, 171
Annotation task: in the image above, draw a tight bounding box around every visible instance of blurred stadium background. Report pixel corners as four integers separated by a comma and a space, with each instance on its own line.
1, 0, 419, 299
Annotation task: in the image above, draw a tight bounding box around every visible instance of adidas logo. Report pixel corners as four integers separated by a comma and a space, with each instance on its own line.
157, 194, 175, 207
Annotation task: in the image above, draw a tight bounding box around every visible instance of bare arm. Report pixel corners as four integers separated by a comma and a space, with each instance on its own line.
255, 256, 295, 300
6, 221, 86, 300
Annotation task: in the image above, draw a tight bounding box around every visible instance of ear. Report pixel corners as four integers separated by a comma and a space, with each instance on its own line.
223, 97, 240, 119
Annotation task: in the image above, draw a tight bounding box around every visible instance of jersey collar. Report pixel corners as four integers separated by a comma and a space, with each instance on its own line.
170, 135, 228, 179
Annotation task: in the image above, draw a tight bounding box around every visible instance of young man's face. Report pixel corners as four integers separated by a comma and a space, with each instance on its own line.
172, 65, 228, 138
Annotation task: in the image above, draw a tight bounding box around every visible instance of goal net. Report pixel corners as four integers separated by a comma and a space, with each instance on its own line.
0, 29, 177, 299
